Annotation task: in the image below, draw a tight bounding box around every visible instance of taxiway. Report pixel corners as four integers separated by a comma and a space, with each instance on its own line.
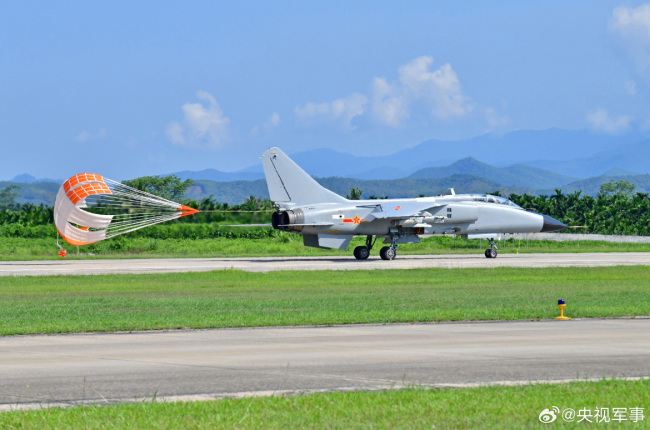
2, 252, 650, 276
1, 319, 648, 409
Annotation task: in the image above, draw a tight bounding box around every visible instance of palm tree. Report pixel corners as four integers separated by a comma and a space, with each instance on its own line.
346, 187, 363, 200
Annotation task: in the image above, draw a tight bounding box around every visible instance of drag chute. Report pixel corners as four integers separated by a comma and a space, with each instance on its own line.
54, 173, 198, 247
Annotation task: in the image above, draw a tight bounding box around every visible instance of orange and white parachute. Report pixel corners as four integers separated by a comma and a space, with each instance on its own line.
54, 173, 198, 246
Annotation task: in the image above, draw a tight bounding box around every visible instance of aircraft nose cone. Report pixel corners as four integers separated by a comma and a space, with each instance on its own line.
540, 214, 567, 232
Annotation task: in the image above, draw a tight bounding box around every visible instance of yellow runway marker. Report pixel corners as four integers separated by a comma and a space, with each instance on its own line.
554, 299, 571, 320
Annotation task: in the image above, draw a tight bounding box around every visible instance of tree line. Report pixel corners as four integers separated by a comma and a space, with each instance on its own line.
507, 184, 650, 236
1, 177, 648, 238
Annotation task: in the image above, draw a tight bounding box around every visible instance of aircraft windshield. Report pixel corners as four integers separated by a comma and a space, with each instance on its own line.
471, 194, 521, 209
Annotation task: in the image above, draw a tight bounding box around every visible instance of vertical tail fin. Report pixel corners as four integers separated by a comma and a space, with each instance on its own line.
261, 147, 348, 207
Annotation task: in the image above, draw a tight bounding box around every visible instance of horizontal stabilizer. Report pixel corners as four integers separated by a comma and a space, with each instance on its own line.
303, 234, 352, 250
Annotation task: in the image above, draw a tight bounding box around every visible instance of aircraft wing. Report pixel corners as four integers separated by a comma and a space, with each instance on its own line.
361, 201, 443, 221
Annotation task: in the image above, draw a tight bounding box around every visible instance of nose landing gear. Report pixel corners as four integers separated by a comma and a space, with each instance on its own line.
484, 238, 498, 258
379, 246, 396, 260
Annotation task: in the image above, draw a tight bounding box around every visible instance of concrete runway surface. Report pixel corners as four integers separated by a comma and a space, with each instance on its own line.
2, 252, 650, 276
1, 319, 649, 410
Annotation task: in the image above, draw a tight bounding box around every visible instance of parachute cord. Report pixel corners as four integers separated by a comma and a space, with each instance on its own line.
199, 210, 274, 213
55, 231, 63, 250
55, 231, 67, 258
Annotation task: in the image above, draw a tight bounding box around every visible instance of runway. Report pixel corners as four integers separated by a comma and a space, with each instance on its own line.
2, 252, 650, 276
1, 319, 648, 410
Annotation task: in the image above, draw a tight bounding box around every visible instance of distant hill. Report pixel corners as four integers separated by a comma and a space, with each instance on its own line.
408, 157, 576, 189
9, 127, 650, 206
0, 181, 59, 206
601, 167, 638, 177
11, 174, 62, 183
8, 172, 650, 208
165, 128, 650, 181
548, 174, 650, 196
0, 175, 521, 207
185, 179, 269, 204
172, 168, 264, 182
529, 138, 650, 178
286, 128, 648, 179
11, 128, 650, 185
181, 175, 523, 205
316, 175, 521, 199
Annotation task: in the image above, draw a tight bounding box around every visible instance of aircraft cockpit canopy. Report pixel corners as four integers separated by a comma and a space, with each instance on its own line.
470, 194, 522, 209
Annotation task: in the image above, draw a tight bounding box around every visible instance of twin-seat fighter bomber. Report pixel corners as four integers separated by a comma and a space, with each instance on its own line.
260, 147, 567, 260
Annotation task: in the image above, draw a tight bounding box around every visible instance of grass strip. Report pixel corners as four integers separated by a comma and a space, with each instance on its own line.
1, 379, 648, 429
0, 266, 648, 335
2, 236, 650, 260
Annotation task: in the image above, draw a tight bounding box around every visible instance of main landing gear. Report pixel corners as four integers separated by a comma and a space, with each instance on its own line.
353, 235, 398, 261
379, 246, 396, 261
353, 245, 370, 260
484, 238, 498, 258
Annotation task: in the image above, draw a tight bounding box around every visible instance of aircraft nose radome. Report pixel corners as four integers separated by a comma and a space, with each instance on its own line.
540, 215, 567, 232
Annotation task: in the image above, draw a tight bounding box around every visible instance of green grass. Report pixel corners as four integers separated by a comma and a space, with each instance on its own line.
1, 266, 648, 335
2, 235, 650, 260
1, 379, 648, 429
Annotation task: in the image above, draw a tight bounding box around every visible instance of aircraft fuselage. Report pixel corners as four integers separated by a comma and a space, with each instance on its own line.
262, 147, 566, 259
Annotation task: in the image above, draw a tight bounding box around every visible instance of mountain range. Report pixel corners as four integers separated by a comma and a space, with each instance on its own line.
171, 128, 650, 181
181, 173, 650, 205
407, 158, 576, 189
5, 128, 650, 205
10, 174, 62, 184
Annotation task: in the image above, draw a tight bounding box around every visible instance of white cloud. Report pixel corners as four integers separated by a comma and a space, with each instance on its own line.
398, 56, 472, 119
625, 80, 637, 95
147, 153, 167, 163
371, 56, 474, 127
484, 107, 512, 132
296, 56, 474, 130
610, 4, 650, 71
250, 112, 281, 137
641, 118, 650, 131
74, 127, 106, 143
611, 4, 650, 38
586, 108, 632, 133
295, 93, 368, 129
371, 77, 409, 127
268, 112, 280, 127
166, 91, 230, 149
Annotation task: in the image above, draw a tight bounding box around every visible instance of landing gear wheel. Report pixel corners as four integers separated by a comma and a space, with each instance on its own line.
380, 246, 396, 260
354, 246, 370, 260
485, 238, 498, 258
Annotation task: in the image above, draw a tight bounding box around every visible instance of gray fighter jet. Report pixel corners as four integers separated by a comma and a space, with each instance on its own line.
262, 147, 566, 260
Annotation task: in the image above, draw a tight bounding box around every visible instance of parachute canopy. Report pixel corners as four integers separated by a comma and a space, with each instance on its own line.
54, 173, 198, 246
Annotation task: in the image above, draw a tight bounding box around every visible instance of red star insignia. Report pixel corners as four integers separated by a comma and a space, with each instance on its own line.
352, 214, 361, 224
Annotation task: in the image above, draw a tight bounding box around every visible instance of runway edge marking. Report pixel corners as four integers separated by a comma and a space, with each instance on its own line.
2, 376, 648, 412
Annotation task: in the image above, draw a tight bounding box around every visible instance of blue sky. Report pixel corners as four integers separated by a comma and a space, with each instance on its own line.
2, 1, 650, 180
